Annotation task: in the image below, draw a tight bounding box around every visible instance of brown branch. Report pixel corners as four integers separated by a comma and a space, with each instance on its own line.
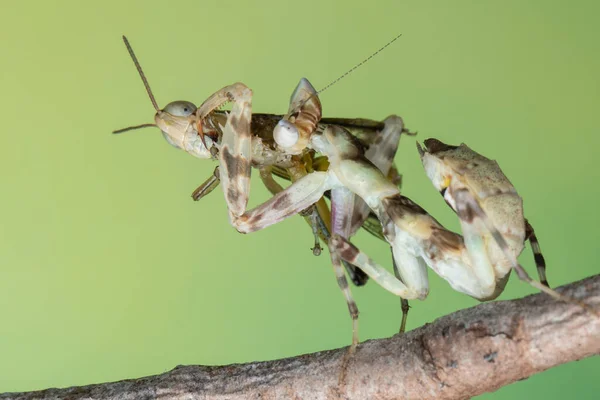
2, 275, 599, 400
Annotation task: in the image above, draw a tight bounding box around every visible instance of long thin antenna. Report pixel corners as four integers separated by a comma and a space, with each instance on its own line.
317, 33, 403, 94
112, 123, 157, 134
122, 35, 160, 111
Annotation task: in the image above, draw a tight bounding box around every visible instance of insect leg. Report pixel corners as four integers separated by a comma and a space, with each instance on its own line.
365, 116, 414, 175
259, 166, 285, 195
317, 117, 411, 289
230, 170, 371, 341
267, 160, 369, 284
196, 83, 253, 218
391, 250, 410, 333
309, 157, 369, 285
329, 233, 427, 299
348, 115, 409, 236
525, 219, 548, 287
317, 209, 369, 286
329, 188, 362, 344
327, 153, 430, 300
232, 171, 333, 234
240, 165, 372, 294
260, 166, 330, 257
382, 193, 512, 301
453, 188, 597, 313
308, 207, 323, 256
329, 240, 360, 345
191, 166, 220, 201
400, 298, 410, 333
288, 160, 332, 257
231, 170, 372, 342
362, 115, 413, 331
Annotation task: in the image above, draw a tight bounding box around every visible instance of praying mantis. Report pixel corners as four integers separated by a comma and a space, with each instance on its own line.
114, 36, 596, 345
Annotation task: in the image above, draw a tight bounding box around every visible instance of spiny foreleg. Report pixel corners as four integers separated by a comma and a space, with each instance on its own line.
196, 83, 253, 218
232, 171, 333, 234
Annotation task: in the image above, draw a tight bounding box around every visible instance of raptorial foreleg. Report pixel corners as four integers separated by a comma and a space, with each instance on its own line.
232, 171, 333, 234
196, 83, 253, 218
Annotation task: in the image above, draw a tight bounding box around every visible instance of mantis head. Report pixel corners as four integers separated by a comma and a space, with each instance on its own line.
112, 36, 213, 159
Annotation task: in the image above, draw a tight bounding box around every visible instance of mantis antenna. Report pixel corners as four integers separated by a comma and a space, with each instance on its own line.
112, 123, 157, 134
122, 35, 160, 112
290, 33, 403, 114
112, 36, 160, 134
114, 33, 403, 133
317, 33, 403, 94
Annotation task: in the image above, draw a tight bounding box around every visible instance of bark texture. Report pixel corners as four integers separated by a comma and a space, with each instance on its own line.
2, 275, 599, 400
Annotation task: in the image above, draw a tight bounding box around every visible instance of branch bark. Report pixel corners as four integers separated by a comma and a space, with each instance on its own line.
2, 275, 599, 400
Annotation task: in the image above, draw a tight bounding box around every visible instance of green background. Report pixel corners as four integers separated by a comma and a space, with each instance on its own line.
1, 0, 598, 397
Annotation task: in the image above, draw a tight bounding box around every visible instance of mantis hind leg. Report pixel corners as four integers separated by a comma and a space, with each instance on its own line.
391, 250, 410, 333
328, 240, 360, 346
330, 234, 428, 300
453, 188, 597, 314
525, 219, 548, 287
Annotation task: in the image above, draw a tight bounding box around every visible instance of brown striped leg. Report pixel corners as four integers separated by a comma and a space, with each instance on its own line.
318, 213, 369, 286
259, 165, 366, 287
230, 171, 368, 343
391, 249, 410, 333
329, 187, 363, 344
330, 234, 424, 299
525, 219, 548, 287
328, 241, 360, 346
196, 83, 253, 218
298, 205, 323, 256
260, 166, 326, 257
191, 166, 221, 201
453, 188, 597, 314
340, 117, 409, 290
400, 298, 410, 334
308, 207, 323, 256
232, 171, 332, 234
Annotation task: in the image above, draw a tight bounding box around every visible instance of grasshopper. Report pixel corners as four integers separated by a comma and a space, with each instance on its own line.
113, 36, 414, 341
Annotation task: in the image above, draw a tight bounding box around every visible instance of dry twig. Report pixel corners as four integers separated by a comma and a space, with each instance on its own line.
2, 275, 599, 400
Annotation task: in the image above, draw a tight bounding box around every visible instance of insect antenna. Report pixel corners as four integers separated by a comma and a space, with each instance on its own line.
112, 36, 161, 134
317, 32, 403, 95
112, 123, 157, 134
122, 35, 160, 112
290, 33, 403, 115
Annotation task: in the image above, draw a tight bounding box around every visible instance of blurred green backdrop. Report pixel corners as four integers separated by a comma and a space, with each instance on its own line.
0, 0, 598, 397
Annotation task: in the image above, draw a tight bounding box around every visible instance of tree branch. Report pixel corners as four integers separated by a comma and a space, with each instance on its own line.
2, 275, 599, 400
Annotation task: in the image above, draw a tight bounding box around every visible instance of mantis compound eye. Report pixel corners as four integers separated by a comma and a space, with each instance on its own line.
163, 101, 197, 117
274, 120, 300, 148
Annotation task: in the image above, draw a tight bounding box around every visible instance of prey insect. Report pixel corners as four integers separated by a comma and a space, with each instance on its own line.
113, 35, 414, 341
